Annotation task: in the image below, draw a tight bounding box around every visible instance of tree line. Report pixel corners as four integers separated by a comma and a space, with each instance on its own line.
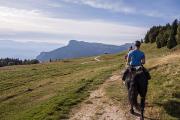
0, 58, 39, 67
144, 19, 180, 49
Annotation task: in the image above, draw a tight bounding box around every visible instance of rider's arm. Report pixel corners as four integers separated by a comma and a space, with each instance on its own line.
141, 54, 145, 65
127, 54, 131, 65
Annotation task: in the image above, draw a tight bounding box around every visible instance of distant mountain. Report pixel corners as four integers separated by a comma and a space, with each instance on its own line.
36, 40, 133, 61
0, 40, 64, 59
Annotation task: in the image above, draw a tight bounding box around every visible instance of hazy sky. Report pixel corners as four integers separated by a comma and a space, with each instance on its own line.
0, 0, 179, 45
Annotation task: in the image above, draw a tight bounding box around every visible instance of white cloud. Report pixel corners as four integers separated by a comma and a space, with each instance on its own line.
62, 0, 177, 19
47, 3, 63, 8
0, 6, 147, 44
0, 6, 41, 17
63, 0, 136, 14
140, 10, 166, 18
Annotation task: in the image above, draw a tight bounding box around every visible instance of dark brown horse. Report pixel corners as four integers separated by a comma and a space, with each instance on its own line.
125, 66, 148, 120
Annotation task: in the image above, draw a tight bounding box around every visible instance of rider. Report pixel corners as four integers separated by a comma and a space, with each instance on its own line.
122, 41, 150, 81
127, 41, 145, 67
124, 46, 133, 60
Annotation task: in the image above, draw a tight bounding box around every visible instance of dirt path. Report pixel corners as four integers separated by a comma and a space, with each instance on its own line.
81, 56, 101, 64
69, 74, 128, 120
94, 56, 101, 62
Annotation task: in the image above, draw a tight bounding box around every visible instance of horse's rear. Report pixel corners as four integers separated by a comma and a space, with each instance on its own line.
136, 71, 148, 120
126, 67, 148, 120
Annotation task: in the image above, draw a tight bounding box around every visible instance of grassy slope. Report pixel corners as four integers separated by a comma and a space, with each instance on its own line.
106, 43, 180, 120
0, 53, 125, 120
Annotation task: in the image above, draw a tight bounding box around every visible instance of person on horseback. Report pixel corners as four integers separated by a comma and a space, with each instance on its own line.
124, 46, 133, 60
128, 41, 145, 66
122, 40, 151, 120
122, 41, 150, 81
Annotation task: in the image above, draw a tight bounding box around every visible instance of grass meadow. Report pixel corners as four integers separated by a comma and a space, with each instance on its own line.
0, 52, 125, 120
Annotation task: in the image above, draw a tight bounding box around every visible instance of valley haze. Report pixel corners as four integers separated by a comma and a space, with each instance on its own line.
0, 40, 64, 59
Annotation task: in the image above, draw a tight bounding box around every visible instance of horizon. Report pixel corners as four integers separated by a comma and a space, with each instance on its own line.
0, 39, 132, 46
0, 39, 133, 59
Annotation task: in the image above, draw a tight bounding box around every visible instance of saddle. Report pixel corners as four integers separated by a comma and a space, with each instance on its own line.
122, 65, 151, 81
129, 66, 144, 74
131, 66, 151, 80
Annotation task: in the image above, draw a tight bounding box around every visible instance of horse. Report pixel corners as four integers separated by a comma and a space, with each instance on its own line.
125, 66, 148, 120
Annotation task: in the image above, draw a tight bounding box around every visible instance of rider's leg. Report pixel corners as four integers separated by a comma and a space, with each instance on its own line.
142, 67, 151, 80
122, 68, 129, 81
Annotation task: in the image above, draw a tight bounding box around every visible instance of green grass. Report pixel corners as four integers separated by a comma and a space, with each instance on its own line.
0, 53, 125, 120
106, 43, 180, 120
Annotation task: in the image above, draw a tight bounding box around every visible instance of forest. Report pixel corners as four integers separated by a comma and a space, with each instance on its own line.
0, 58, 39, 67
144, 19, 180, 49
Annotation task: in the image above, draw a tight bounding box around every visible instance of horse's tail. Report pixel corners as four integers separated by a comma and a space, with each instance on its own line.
128, 82, 138, 107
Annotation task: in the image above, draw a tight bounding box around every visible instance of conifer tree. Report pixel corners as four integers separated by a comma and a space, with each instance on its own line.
156, 32, 163, 48
144, 32, 149, 43
167, 30, 177, 49
172, 19, 178, 35
176, 23, 180, 44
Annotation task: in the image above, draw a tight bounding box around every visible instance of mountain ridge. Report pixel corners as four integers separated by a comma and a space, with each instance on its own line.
36, 40, 133, 61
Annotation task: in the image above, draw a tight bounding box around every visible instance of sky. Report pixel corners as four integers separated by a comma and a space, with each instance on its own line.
0, 0, 179, 45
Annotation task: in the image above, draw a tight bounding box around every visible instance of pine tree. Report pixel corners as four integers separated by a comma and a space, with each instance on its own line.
156, 38, 161, 48
144, 32, 149, 43
156, 33, 163, 48
167, 30, 177, 49
161, 32, 168, 47
148, 26, 161, 43
160, 26, 170, 47
176, 23, 180, 44
167, 19, 178, 49
172, 19, 178, 35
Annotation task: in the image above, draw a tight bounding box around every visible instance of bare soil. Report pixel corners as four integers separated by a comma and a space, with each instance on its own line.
69, 74, 130, 120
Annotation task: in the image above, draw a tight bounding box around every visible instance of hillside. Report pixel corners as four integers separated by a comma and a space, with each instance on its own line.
0, 43, 180, 120
36, 40, 132, 62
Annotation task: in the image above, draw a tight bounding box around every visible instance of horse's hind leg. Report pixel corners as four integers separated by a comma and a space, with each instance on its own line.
128, 87, 135, 114
130, 105, 134, 114
129, 93, 134, 114
140, 97, 145, 120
